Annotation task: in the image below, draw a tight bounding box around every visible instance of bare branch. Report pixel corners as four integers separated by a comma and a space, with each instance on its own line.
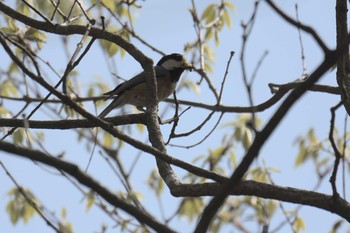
0, 115, 142, 129
265, 0, 330, 53
0, 141, 177, 233
329, 102, 343, 198
2, 142, 350, 224
218, 51, 235, 103
0, 161, 61, 233
194, 48, 338, 233
335, 0, 350, 115
295, 4, 308, 76
0, 35, 226, 183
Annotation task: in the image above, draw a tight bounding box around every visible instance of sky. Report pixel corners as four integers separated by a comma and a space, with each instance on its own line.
0, 0, 348, 232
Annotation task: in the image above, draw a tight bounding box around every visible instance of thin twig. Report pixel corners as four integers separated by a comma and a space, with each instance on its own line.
62, 23, 94, 94
193, 45, 338, 233
218, 51, 235, 103
295, 4, 307, 76
0, 161, 61, 233
165, 91, 180, 145
240, 1, 261, 131
266, 0, 330, 53
329, 101, 343, 198
342, 113, 347, 199
21, 0, 53, 24
251, 50, 268, 85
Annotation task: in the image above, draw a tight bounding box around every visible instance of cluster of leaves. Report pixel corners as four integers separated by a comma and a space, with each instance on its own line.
186, 1, 234, 72
6, 187, 37, 225
294, 128, 350, 180
93, 0, 138, 58
144, 114, 292, 232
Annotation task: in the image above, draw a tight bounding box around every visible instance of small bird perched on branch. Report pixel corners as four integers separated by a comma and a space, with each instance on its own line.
98, 53, 193, 118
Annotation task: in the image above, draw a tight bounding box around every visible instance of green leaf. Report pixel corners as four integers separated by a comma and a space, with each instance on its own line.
223, 1, 235, 11
61, 207, 67, 218
178, 197, 203, 222
0, 27, 17, 35
208, 147, 224, 168
6, 201, 19, 224
293, 217, 305, 232
146, 170, 164, 197
101, 0, 116, 11
17, 2, 31, 16
136, 124, 145, 133
204, 28, 214, 41
7, 17, 17, 32
86, 191, 95, 212
223, 9, 231, 28
229, 151, 237, 168
266, 200, 277, 217
183, 80, 201, 94
1, 80, 18, 97
205, 8, 217, 25
13, 129, 24, 145
295, 141, 306, 166
6, 188, 37, 225
9, 62, 19, 73
201, 4, 216, 20
25, 28, 47, 42
87, 86, 94, 97
242, 129, 253, 150
214, 30, 220, 46
250, 167, 267, 182
103, 132, 113, 147
308, 128, 318, 144
100, 39, 118, 57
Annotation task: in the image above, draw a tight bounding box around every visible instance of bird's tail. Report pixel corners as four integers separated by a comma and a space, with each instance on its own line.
98, 97, 123, 118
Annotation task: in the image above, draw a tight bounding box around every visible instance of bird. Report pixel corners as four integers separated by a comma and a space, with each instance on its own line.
98, 53, 193, 118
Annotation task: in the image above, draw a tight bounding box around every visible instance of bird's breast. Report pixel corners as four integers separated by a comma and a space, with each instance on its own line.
157, 79, 177, 101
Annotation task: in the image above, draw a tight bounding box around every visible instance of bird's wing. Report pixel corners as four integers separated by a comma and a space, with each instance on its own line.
103, 66, 169, 99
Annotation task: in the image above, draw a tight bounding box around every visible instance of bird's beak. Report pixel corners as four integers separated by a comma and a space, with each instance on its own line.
183, 61, 194, 71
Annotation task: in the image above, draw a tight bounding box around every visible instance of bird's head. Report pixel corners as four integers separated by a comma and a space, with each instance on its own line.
157, 53, 193, 71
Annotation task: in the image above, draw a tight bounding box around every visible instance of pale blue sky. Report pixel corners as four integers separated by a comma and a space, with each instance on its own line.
0, 0, 347, 232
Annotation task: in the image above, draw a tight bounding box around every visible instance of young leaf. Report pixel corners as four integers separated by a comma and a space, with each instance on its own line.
201, 4, 216, 20
86, 191, 95, 212
223, 9, 231, 28
178, 197, 203, 222
293, 217, 306, 232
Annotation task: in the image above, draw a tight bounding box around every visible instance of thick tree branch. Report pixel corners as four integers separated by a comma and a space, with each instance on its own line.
143, 56, 181, 189
0, 141, 177, 233
2, 141, 350, 225
329, 102, 343, 198
0, 2, 188, 190
335, 0, 350, 115
265, 0, 330, 53
168, 83, 340, 112
0, 83, 340, 113
0, 114, 145, 129
194, 48, 339, 232
0, 35, 224, 184
0, 3, 145, 59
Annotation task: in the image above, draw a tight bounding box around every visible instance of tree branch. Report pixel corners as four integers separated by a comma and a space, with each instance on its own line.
0, 2, 146, 64
329, 102, 343, 198
265, 0, 330, 53
2, 141, 350, 225
335, 0, 350, 115
0, 82, 340, 113
0, 141, 177, 233
0, 35, 225, 184
194, 48, 339, 232
0, 114, 145, 129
